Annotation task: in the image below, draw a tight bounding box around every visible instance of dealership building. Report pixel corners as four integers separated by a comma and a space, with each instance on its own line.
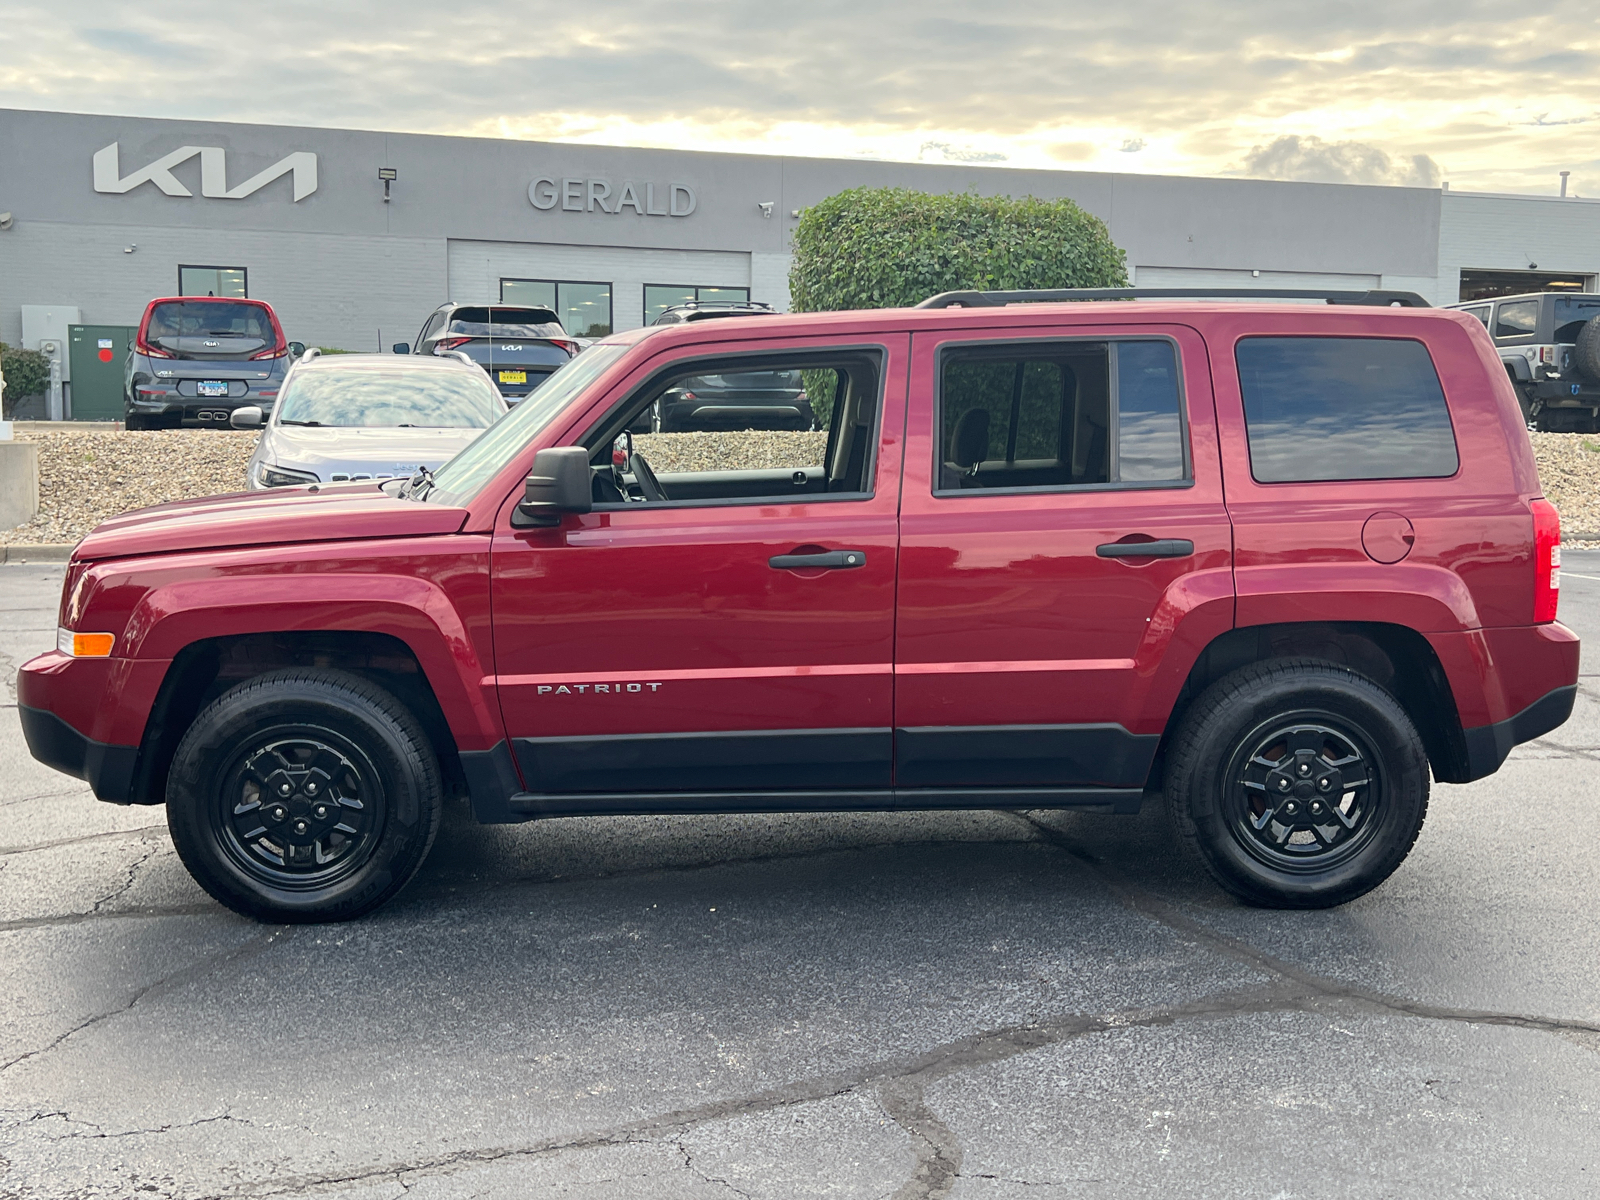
2, 106, 1599, 418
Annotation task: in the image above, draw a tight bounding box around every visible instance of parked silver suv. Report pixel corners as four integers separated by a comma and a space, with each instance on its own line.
1448, 291, 1600, 430
236, 351, 506, 489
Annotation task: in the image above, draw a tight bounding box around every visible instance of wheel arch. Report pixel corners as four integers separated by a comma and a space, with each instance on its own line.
128, 630, 468, 805
1147, 621, 1471, 792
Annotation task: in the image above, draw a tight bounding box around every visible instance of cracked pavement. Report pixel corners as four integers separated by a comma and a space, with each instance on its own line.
2, 558, 1599, 1199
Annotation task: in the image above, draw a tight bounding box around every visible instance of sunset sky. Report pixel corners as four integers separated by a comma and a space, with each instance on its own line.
2, 0, 1594, 195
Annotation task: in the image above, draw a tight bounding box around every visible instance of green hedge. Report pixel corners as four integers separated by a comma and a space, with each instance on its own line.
0, 343, 50, 413
788, 187, 1128, 313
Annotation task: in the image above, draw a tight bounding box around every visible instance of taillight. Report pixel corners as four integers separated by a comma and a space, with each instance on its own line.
435, 337, 473, 352
549, 338, 578, 354
1532, 498, 1561, 623
250, 345, 288, 360
136, 339, 173, 359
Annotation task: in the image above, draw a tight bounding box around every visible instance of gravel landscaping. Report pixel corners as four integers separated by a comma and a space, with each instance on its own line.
3, 427, 1598, 546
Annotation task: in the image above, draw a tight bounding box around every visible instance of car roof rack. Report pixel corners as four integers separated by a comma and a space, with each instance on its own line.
916, 287, 1432, 309
658, 301, 777, 322
299, 347, 322, 363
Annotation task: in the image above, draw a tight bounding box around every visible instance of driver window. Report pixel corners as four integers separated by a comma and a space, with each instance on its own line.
586, 352, 882, 507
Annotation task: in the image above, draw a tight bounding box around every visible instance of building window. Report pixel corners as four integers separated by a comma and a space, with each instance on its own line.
500, 278, 612, 338
644, 284, 751, 324
179, 265, 247, 298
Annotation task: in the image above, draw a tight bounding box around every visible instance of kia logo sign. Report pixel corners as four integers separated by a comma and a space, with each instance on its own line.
93, 143, 319, 202
529, 177, 697, 217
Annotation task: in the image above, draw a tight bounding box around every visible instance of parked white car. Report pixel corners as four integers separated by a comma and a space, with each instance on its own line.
238, 352, 507, 489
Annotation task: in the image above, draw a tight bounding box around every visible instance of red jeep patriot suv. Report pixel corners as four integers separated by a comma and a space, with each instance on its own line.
20, 288, 1578, 922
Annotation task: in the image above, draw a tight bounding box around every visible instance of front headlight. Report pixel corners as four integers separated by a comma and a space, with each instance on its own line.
254, 462, 321, 488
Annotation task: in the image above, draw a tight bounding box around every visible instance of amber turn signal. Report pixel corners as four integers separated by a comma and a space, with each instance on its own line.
57, 629, 115, 658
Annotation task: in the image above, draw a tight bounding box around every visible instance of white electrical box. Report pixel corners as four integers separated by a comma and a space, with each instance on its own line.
20, 305, 82, 380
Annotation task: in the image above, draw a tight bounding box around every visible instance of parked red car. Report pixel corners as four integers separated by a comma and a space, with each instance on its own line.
22, 290, 1578, 922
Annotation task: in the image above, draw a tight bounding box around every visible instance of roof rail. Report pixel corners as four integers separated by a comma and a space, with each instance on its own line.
441, 350, 477, 367
299, 347, 322, 363
915, 287, 1432, 309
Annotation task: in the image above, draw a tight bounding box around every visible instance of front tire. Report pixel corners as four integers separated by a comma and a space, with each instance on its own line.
1164, 660, 1428, 909
167, 669, 443, 922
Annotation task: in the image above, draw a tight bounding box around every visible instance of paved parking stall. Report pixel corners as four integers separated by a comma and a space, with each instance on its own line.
1, 558, 1599, 1198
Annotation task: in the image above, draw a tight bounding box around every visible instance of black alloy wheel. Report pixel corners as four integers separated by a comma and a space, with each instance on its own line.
167, 669, 442, 922
1227, 720, 1380, 873
1164, 659, 1429, 908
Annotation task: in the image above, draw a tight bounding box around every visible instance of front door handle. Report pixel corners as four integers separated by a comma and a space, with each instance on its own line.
769, 549, 868, 570
1096, 538, 1195, 559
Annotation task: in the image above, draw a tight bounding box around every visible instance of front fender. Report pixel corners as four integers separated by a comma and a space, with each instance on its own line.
123, 573, 502, 751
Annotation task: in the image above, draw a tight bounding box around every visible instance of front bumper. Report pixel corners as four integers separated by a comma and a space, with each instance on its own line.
18, 704, 138, 803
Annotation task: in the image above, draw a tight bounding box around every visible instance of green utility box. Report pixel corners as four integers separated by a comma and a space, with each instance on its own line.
68, 325, 137, 421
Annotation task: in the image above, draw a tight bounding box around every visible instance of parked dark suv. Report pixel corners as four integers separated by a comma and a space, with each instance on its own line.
399, 304, 578, 404
124, 297, 303, 429
647, 302, 813, 431
23, 287, 1577, 923
1448, 292, 1600, 430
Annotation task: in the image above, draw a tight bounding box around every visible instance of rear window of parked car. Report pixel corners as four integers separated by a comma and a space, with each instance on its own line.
937, 339, 1187, 492
1235, 337, 1459, 483
146, 301, 273, 342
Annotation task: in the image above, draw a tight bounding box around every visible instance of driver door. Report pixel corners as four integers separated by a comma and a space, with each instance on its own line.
490, 334, 908, 802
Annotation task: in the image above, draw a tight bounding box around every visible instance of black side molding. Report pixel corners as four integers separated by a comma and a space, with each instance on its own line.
18, 705, 139, 805
1460, 684, 1578, 782
505, 787, 1144, 819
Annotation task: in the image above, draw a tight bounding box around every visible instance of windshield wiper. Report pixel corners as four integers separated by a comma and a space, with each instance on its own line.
403, 466, 435, 501
278, 419, 323, 426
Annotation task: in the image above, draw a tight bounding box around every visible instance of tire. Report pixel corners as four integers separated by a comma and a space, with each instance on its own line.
1574, 315, 1600, 384
1164, 659, 1428, 909
1514, 384, 1536, 428
125, 411, 149, 431
166, 669, 443, 922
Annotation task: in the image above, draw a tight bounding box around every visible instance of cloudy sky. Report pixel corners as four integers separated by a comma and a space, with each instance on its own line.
2, 0, 1595, 195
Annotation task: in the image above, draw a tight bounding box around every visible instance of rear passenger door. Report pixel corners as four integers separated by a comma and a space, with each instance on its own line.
893, 323, 1235, 796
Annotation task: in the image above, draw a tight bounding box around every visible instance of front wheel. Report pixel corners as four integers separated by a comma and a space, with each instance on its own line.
166, 669, 443, 922
1164, 660, 1428, 909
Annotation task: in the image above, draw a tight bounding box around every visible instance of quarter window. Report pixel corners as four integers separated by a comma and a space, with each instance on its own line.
1235, 337, 1458, 483
1461, 305, 1491, 328
1493, 300, 1539, 339
500, 278, 613, 337
936, 340, 1187, 492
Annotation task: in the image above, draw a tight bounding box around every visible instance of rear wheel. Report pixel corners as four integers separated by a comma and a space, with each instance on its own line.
166, 669, 443, 922
1164, 660, 1428, 908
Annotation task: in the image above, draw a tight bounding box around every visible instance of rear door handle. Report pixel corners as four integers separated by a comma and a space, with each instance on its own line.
769, 549, 868, 570
1096, 538, 1195, 559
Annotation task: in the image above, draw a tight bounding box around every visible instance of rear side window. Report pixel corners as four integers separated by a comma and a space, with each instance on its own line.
1493, 300, 1539, 339
1461, 305, 1490, 328
937, 339, 1187, 492
1235, 337, 1458, 483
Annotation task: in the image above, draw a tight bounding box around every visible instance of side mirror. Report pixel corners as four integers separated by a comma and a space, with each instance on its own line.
513, 447, 592, 527
230, 406, 263, 429
288, 341, 306, 358
392, 342, 411, 355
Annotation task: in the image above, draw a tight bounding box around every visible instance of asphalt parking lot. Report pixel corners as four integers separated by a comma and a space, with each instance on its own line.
2, 558, 1599, 1199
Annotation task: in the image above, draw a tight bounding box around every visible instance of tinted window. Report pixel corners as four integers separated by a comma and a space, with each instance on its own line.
147, 301, 272, 342
277, 368, 504, 428
937, 340, 1185, 491
1554, 297, 1600, 343
1494, 300, 1539, 339
1461, 305, 1491, 328
1235, 337, 1458, 483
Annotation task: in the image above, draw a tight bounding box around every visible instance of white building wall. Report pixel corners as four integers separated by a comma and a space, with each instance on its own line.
446, 240, 751, 332
750, 252, 793, 312
1438, 193, 1600, 303
1132, 265, 1380, 291
0, 220, 446, 352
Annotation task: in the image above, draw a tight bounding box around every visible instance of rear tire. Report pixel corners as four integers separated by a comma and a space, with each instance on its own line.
166, 669, 443, 923
1164, 660, 1428, 909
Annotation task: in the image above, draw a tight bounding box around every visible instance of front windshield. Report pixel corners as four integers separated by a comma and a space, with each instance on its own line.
421, 343, 628, 505
276, 368, 503, 428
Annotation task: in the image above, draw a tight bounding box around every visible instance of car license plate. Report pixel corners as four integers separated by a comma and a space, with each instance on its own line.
498, 370, 527, 385
197, 381, 229, 398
